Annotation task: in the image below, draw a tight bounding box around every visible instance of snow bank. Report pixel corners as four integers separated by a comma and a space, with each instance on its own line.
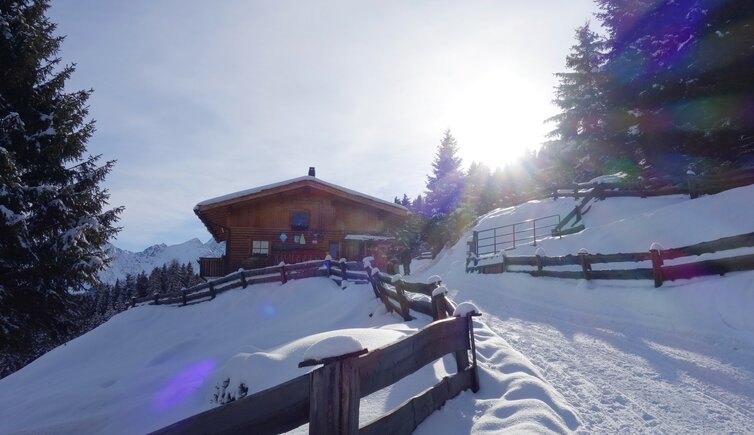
409, 184, 754, 433
215, 329, 402, 404
415, 320, 580, 434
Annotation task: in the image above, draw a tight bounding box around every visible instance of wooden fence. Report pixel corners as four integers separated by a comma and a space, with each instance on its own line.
130, 259, 366, 308
150, 314, 479, 435
364, 269, 458, 323
468, 232, 754, 287
467, 168, 754, 261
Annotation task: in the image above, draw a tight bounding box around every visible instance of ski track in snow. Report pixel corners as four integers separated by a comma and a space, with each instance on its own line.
477, 290, 754, 434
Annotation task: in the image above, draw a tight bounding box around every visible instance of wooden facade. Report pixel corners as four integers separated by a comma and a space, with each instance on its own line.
194, 174, 407, 277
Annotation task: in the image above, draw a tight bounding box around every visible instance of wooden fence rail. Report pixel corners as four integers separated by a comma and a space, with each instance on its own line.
130, 259, 367, 308
468, 232, 754, 287
150, 315, 479, 435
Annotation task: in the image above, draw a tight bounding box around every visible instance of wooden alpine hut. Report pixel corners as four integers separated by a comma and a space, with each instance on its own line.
194, 167, 408, 277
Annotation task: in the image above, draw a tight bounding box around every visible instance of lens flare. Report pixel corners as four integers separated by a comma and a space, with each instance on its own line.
153, 360, 215, 412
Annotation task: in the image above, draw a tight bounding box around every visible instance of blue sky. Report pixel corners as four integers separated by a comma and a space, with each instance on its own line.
48, 0, 598, 251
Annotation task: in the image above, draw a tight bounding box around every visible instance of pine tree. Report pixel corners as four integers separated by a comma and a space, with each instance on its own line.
545, 22, 608, 181
400, 194, 411, 207
0, 1, 122, 376
411, 194, 424, 214
424, 130, 464, 217
461, 161, 492, 216
595, 0, 754, 172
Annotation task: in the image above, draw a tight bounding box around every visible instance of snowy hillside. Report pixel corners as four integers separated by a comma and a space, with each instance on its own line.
99, 238, 224, 284
0, 278, 577, 434
2, 185, 753, 434
410, 184, 754, 433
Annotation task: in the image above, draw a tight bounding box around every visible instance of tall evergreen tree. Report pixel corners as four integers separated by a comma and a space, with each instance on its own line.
545, 22, 608, 181
424, 129, 464, 217
461, 161, 493, 216
0, 0, 122, 376
595, 0, 754, 172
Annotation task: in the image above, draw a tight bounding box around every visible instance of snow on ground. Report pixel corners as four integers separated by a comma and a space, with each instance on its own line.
410, 184, 754, 433
0, 275, 576, 434
3, 184, 753, 435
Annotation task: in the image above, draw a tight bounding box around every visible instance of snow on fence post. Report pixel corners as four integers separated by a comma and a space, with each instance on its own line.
153, 292, 160, 305
431, 285, 449, 321
650, 242, 665, 288
578, 248, 592, 280
239, 269, 247, 289
299, 337, 368, 435
453, 302, 482, 393
279, 262, 287, 284
325, 255, 332, 278
339, 258, 348, 287
687, 170, 698, 199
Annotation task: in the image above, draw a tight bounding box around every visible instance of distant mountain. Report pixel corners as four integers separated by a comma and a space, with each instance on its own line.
99, 238, 225, 284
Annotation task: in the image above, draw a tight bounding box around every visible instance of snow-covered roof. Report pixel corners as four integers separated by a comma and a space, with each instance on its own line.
195, 176, 406, 212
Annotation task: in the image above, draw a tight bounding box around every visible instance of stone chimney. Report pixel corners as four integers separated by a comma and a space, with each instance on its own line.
308, 167, 316, 177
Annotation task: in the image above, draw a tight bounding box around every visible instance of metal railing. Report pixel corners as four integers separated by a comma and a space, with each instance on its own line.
472, 214, 561, 256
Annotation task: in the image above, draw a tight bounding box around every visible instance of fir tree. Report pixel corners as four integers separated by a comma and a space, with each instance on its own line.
400, 193, 411, 207
461, 161, 492, 216
424, 129, 464, 217
545, 22, 608, 181
0, 0, 122, 376
411, 194, 424, 214
595, 0, 754, 171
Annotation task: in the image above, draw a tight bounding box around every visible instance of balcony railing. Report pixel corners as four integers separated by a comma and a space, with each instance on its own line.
199, 257, 225, 278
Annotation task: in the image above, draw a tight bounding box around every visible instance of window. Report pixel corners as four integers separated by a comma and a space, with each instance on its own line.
291, 210, 309, 230
251, 240, 269, 256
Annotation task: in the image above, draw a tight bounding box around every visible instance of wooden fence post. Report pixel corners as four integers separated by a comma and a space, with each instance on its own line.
365, 266, 380, 299
502, 254, 508, 273
240, 271, 247, 289
472, 231, 479, 258
299, 348, 368, 435
209, 282, 216, 300
181, 288, 187, 306
467, 314, 480, 393
325, 255, 332, 278
535, 248, 545, 275
595, 184, 605, 200
130, 296, 136, 308
650, 243, 664, 288
395, 285, 411, 321
340, 258, 347, 288
687, 170, 698, 199
279, 262, 287, 284
431, 286, 449, 321
578, 248, 591, 280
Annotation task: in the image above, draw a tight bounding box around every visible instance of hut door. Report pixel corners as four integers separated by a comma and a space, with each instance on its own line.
329, 242, 339, 259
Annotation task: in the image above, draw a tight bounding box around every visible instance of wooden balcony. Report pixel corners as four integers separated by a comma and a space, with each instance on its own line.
199, 257, 226, 278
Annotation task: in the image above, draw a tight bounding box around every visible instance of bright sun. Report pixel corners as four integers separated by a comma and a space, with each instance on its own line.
434, 70, 554, 170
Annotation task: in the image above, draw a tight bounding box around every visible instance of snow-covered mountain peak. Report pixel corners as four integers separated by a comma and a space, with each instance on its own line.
99, 238, 224, 284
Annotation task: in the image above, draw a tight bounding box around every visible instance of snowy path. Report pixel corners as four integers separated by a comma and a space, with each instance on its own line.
469, 281, 754, 434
